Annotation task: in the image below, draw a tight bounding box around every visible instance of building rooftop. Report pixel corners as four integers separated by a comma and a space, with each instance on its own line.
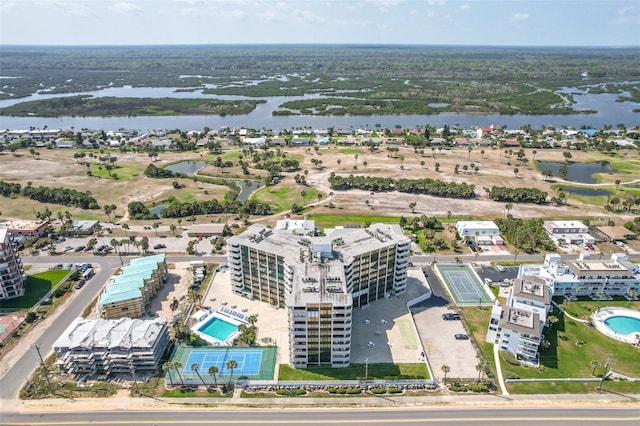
512, 276, 550, 304
500, 307, 541, 335
53, 317, 167, 350
455, 220, 499, 230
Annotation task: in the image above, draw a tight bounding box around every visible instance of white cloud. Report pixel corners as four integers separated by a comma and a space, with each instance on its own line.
617, 5, 635, 15
44, 0, 97, 18
112, 2, 143, 13
460, 3, 470, 11
512, 13, 530, 21
427, 0, 446, 6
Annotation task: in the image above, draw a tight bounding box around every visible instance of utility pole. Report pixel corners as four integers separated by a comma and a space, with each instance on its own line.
364, 358, 369, 384
598, 354, 615, 392
33, 344, 53, 394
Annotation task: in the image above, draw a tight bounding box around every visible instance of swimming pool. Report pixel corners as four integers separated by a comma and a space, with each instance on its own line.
603, 316, 640, 336
198, 316, 237, 341
592, 307, 640, 344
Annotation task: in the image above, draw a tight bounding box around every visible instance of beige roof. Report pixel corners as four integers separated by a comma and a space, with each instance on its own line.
595, 226, 635, 241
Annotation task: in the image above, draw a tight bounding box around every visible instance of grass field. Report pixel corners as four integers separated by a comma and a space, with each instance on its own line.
463, 302, 640, 394
0, 270, 69, 312
278, 363, 429, 381
252, 184, 323, 212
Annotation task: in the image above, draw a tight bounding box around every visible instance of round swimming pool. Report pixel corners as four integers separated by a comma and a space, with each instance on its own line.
603, 315, 640, 336
592, 307, 640, 344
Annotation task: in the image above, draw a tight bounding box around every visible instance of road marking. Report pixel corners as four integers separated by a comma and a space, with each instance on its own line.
11, 415, 640, 425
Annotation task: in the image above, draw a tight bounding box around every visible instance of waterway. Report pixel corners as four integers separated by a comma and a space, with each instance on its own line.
164, 161, 263, 202
1, 84, 638, 131
536, 161, 617, 184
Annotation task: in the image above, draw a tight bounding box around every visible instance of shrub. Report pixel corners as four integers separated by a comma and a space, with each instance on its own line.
276, 388, 306, 396
370, 388, 387, 394
388, 387, 403, 394
346, 387, 362, 394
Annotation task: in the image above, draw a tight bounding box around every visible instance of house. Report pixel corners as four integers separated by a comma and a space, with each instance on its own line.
71, 220, 100, 235
1, 219, 49, 238
455, 221, 503, 245
290, 137, 310, 146
593, 226, 636, 243
269, 137, 287, 147
543, 220, 594, 245
187, 223, 225, 237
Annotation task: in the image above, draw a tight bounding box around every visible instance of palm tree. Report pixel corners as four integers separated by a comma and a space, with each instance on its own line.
476, 360, 485, 383
121, 223, 129, 236
504, 202, 513, 218
191, 362, 207, 388
169, 224, 177, 236
152, 222, 160, 237
173, 361, 185, 387
226, 359, 237, 386
163, 362, 174, 387
208, 365, 219, 388
441, 364, 450, 385
591, 360, 600, 377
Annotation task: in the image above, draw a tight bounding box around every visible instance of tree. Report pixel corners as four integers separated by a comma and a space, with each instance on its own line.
468, 146, 472, 161
558, 165, 568, 180
420, 160, 425, 169
513, 167, 519, 178
170, 224, 177, 236
152, 221, 160, 237
615, 179, 621, 191
504, 202, 513, 218
591, 360, 600, 377
191, 362, 207, 388
563, 151, 572, 162
121, 223, 129, 236
354, 154, 358, 168
208, 365, 219, 388
173, 361, 185, 387
226, 359, 237, 386
409, 201, 417, 214
476, 360, 485, 383
441, 364, 450, 385
163, 362, 174, 387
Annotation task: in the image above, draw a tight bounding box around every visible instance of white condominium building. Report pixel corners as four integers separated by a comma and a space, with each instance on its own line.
227, 223, 410, 368
487, 275, 551, 366
0, 229, 26, 300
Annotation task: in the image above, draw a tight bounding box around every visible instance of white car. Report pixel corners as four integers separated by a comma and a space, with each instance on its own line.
496, 265, 505, 272
616, 241, 625, 248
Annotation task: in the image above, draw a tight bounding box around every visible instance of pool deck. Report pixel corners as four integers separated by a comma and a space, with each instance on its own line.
591, 307, 640, 344
191, 311, 242, 346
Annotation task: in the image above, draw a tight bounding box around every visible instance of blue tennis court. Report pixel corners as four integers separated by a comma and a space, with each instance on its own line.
185, 348, 262, 376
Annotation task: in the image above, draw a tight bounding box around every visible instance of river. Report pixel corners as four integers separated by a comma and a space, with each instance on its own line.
0, 85, 638, 131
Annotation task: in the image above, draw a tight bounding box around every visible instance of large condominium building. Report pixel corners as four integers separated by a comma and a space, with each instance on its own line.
0, 229, 26, 300
227, 223, 410, 368
487, 275, 551, 366
520, 253, 639, 300
53, 317, 170, 377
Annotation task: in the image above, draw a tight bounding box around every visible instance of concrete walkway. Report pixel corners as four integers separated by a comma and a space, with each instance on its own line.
493, 344, 509, 396
552, 300, 590, 324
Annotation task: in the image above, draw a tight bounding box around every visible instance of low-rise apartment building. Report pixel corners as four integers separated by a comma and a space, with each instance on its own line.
0, 229, 26, 300
227, 223, 410, 368
99, 254, 167, 320
543, 220, 594, 245
53, 317, 170, 377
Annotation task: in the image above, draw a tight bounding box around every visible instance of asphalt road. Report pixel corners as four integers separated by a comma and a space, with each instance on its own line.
2, 406, 638, 425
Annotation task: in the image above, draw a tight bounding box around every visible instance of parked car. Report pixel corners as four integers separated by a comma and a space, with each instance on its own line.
74, 281, 85, 289
63, 246, 74, 252
53, 264, 63, 270
616, 241, 625, 248
455, 334, 469, 340
495, 265, 505, 272
153, 243, 166, 249
74, 245, 85, 252
586, 243, 594, 250
442, 313, 461, 321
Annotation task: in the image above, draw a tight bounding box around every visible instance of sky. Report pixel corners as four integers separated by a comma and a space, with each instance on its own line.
1, 0, 639, 47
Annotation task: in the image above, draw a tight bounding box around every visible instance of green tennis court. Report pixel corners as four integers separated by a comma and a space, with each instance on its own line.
435, 264, 492, 306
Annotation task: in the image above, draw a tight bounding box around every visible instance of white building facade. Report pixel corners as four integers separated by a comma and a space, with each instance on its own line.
0, 229, 26, 300
227, 223, 410, 368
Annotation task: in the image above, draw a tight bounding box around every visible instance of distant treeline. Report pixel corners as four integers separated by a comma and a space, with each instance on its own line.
328, 175, 476, 199
0, 96, 265, 117
487, 186, 548, 204
0, 180, 99, 209
127, 199, 271, 220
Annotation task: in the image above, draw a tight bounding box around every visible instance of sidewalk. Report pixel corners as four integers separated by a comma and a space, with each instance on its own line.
7, 391, 639, 414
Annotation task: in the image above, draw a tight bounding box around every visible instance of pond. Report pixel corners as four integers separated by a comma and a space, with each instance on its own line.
537, 161, 615, 184
149, 204, 168, 216
164, 161, 263, 202
560, 188, 610, 197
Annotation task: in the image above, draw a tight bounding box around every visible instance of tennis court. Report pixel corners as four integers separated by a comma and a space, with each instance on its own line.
169, 345, 277, 383
436, 264, 493, 306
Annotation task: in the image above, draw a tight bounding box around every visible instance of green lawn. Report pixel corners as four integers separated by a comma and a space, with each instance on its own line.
559, 298, 640, 321
252, 185, 323, 212
89, 163, 142, 180
463, 304, 640, 394
0, 270, 68, 312
309, 214, 400, 228
278, 363, 429, 381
